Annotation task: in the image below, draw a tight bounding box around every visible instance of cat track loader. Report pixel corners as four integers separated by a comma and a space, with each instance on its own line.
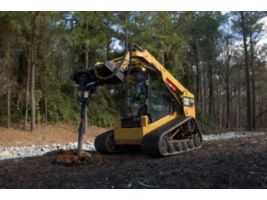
73, 45, 202, 157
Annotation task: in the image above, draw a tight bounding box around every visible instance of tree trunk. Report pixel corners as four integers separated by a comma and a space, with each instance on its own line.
260, 80, 265, 128
236, 86, 241, 128
25, 52, 31, 131
208, 60, 215, 118
44, 32, 49, 124
84, 21, 89, 135
199, 73, 204, 116
30, 13, 37, 132
30, 44, 36, 132
44, 97, 48, 123
225, 78, 230, 129
203, 72, 208, 115
6, 56, 11, 129
192, 40, 200, 105
225, 38, 231, 129
249, 28, 256, 130
240, 11, 252, 131
44, 62, 48, 123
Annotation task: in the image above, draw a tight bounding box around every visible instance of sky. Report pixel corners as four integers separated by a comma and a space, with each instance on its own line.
258, 16, 267, 46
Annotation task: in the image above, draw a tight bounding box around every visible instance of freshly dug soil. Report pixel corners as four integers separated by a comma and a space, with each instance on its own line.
0, 135, 266, 189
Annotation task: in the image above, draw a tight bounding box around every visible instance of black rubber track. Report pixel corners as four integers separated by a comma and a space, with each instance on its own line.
142, 117, 202, 156
142, 117, 190, 156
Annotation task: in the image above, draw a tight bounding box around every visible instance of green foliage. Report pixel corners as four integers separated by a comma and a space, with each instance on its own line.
10, 99, 21, 124
35, 89, 42, 125
0, 96, 6, 126
87, 88, 116, 127
45, 83, 79, 123
0, 11, 266, 131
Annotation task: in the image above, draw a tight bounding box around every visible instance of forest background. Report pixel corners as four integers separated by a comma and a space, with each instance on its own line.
0, 11, 266, 133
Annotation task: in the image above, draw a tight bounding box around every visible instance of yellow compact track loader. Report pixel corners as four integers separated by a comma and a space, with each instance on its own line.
73, 45, 202, 157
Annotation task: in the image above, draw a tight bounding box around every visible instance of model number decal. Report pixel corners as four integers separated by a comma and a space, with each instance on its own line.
183, 97, 194, 107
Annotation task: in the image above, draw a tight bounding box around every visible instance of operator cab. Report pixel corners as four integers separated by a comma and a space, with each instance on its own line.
120, 67, 175, 128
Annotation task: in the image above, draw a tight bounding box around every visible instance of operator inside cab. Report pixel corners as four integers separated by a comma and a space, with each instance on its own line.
120, 68, 147, 122
119, 67, 176, 128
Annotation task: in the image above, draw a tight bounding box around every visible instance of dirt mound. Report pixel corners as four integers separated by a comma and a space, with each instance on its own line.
54, 150, 105, 165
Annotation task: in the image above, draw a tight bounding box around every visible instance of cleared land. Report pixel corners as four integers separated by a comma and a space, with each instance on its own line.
0, 124, 107, 147
0, 134, 266, 189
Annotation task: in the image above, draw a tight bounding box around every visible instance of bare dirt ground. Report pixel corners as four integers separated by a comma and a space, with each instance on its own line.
0, 135, 266, 189
0, 124, 107, 147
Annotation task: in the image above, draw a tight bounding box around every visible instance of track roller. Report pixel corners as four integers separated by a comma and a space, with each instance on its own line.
193, 132, 202, 147
173, 142, 183, 152
187, 139, 194, 149
158, 136, 169, 155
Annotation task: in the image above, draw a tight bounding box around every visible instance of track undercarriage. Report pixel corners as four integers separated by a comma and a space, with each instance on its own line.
94, 117, 202, 157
